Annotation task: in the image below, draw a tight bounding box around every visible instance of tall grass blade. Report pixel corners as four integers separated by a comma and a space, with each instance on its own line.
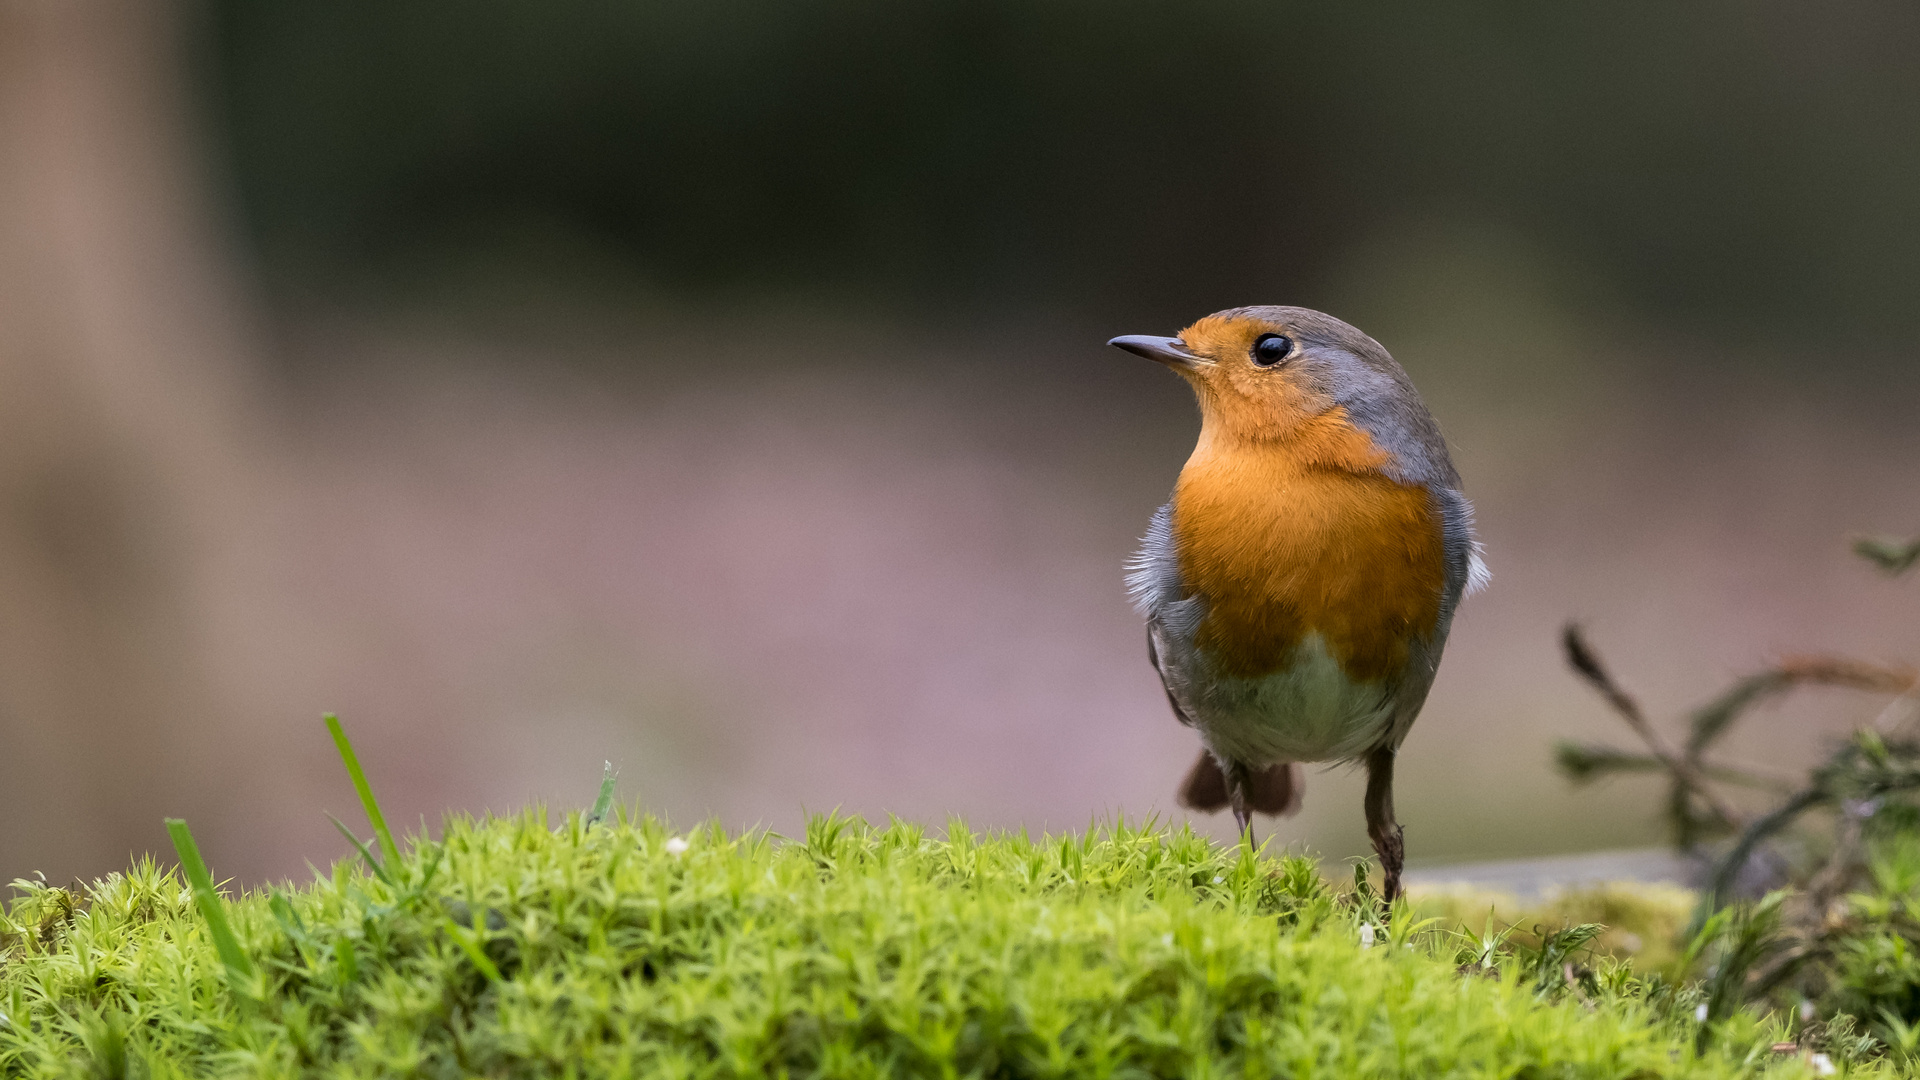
325, 713, 402, 870
441, 917, 504, 982
164, 819, 255, 983
587, 761, 617, 825
327, 813, 395, 887
413, 839, 447, 894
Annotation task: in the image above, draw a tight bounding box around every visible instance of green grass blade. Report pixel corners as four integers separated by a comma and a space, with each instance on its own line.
266, 890, 306, 937
324, 714, 402, 870
441, 917, 504, 982
268, 891, 320, 970
412, 840, 447, 895
164, 819, 255, 982
330, 934, 359, 985
587, 761, 617, 825
327, 813, 395, 887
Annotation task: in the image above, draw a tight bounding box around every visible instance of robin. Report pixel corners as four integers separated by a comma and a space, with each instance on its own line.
1110, 306, 1485, 900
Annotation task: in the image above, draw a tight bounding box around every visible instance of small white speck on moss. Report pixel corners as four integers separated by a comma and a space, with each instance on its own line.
1810, 1053, 1835, 1076
664, 836, 690, 855
1358, 923, 1375, 947
1694, 1004, 1709, 1023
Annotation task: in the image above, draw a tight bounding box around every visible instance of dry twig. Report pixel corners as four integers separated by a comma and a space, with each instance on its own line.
1561, 624, 1744, 830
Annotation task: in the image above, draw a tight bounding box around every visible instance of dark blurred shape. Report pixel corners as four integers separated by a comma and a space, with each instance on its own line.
1854, 534, 1920, 575
207, 0, 1920, 343
1557, 610, 1920, 904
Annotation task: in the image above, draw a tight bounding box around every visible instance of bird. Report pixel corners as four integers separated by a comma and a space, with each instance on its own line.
1109, 306, 1485, 900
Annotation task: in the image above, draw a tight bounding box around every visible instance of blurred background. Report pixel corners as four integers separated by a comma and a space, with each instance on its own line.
3, 0, 1917, 886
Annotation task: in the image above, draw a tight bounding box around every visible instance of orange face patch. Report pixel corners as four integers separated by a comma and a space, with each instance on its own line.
1174, 314, 1336, 444
1170, 407, 1446, 682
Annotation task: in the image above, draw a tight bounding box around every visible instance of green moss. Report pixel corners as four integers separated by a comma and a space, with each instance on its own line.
0, 813, 1864, 1077
1411, 881, 1700, 978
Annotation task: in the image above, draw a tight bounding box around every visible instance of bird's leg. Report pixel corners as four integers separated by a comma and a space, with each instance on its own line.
1225, 759, 1255, 846
1363, 745, 1404, 902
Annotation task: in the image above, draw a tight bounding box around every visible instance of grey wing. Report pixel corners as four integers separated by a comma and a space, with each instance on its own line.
1146, 625, 1194, 727
1434, 486, 1489, 624
1128, 503, 1200, 728
1383, 486, 1488, 751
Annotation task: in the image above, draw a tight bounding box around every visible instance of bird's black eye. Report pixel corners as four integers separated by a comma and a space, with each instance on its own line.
1251, 334, 1292, 367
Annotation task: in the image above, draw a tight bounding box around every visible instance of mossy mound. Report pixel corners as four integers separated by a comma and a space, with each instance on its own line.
1410, 881, 1701, 979
0, 812, 1842, 1077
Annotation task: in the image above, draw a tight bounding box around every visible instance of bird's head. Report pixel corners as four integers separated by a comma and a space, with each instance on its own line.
1109, 306, 1416, 446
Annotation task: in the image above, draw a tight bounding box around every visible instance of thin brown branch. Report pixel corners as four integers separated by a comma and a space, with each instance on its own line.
1772, 655, 1917, 696
1562, 623, 1649, 726
1687, 658, 1916, 755
1562, 623, 1745, 829
1803, 807, 1866, 915
1703, 762, 1801, 792
1872, 687, 1920, 734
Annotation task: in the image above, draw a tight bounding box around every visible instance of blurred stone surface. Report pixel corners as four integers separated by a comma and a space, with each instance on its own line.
1406, 848, 1694, 902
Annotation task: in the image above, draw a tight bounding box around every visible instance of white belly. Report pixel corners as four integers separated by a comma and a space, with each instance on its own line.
1183, 633, 1396, 765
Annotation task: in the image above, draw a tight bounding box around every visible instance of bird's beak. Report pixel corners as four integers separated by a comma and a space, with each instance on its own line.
1107, 334, 1210, 370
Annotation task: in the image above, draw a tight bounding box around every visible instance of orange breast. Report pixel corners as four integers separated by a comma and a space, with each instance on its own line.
1170, 408, 1447, 681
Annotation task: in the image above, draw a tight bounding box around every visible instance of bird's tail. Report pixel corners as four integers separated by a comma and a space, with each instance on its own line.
1177, 752, 1304, 817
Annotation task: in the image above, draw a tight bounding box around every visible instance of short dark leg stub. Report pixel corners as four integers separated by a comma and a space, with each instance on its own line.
1176, 751, 1230, 812
1246, 761, 1304, 817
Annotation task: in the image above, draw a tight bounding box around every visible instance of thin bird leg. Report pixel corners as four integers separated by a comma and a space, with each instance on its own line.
1225, 760, 1255, 845
1363, 745, 1404, 901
